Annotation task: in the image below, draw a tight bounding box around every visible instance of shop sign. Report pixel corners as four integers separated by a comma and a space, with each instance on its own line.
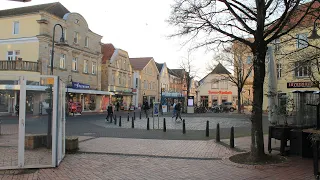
208, 90, 232, 95
287, 82, 314, 88
72, 82, 90, 89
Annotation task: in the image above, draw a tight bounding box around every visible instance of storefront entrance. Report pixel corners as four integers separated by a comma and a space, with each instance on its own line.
200, 96, 209, 107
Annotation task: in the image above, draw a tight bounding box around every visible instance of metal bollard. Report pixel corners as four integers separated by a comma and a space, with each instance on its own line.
140, 111, 142, 119
163, 118, 166, 132
114, 115, 117, 125
147, 118, 150, 130
132, 117, 134, 128
206, 120, 209, 137
134, 112, 136, 120
182, 119, 186, 134
119, 116, 122, 127
216, 123, 220, 142
230, 126, 234, 148
127, 113, 129, 122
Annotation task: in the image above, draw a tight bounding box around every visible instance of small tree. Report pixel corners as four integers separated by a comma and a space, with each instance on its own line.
208, 43, 253, 113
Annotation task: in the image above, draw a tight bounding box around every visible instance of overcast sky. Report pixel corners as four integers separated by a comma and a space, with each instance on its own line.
1, 0, 217, 79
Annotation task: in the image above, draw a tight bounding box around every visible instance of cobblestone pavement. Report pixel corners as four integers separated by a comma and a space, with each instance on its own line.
0, 136, 314, 180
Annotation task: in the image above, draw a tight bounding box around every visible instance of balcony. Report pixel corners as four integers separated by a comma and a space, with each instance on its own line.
0, 60, 40, 72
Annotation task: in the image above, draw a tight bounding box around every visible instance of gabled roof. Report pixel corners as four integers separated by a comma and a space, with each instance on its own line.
101, 43, 115, 64
0, 2, 70, 18
211, 63, 230, 74
129, 57, 153, 70
155, 62, 163, 73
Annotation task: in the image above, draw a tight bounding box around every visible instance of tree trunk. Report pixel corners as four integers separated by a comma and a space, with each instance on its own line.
237, 89, 242, 114
250, 47, 267, 161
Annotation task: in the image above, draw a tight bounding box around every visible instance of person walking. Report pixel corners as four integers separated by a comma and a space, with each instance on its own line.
172, 101, 177, 119
143, 101, 149, 118
175, 102, 182, 121
116, 101, 120, 111
106, 103, 114, 122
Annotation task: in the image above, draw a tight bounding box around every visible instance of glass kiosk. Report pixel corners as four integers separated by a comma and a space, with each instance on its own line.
187, 96, 194, 113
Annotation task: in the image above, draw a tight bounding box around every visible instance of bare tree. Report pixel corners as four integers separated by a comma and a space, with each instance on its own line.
168, 0, 318, 161
208, 43, 253, 113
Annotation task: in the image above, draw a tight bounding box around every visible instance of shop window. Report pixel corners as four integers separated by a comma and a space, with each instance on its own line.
222, 96, 228, 103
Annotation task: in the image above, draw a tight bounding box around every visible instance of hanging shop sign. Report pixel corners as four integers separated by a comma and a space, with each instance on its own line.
72, 82, 90, 89
287, 82, 314, 88
208, 90, 232, 95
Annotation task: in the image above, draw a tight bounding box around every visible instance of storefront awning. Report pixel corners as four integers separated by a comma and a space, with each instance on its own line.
0, 85, 114, 95
67, 88, 114, 95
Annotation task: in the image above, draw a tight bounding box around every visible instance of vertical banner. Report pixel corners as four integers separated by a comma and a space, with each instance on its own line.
153, 102, 159, 116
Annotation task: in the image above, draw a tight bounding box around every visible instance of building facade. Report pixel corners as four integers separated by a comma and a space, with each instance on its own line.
101, 44, 134, 110
197, 63, 237, 107
0, 2, 112, 115
130, 57, 159, 108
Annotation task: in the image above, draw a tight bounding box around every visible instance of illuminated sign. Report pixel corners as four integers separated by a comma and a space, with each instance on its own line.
287, 82, 314, 88
208, 90, 232, 95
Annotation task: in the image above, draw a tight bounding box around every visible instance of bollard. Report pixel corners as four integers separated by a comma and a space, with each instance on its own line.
134, 112, 136, 120
127, 113, 129, 122
140, 111, 142, 119
230, 126, 235, 148
132, 117, 134, 128
206, 120, 209, 137
182, 119, 186, 134
114, 115, 117, 125
147, 118, 150, 130
216, 123, 220, 142
119, 116, 122, 127
163, 118, 166, 132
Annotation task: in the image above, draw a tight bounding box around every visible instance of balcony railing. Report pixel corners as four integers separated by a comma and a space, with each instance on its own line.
0, 60, 40, 72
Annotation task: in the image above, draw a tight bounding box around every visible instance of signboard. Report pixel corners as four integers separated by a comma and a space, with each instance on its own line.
72, 82, 90, 89
287, 82, 314, 88
47, 77, 54, 85
162, 105, 167, 113
187, 96, 194, 107
153, 102, 160, 116
208, 90, 232, 95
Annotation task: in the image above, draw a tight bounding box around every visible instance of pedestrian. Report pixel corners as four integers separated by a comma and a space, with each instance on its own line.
175, 102, 182, 121
106, 103, 113, 122
143, 101, 149, 118
172, 101, 177, 119
116, 101, 120, 111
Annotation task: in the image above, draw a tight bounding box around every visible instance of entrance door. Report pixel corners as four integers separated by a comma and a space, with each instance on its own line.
200, 96, 208, 107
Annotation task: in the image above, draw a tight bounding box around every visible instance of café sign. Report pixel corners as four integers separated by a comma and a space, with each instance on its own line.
72, 82, 90, 89
287, 82, 314, 88
208, 90, 232, 95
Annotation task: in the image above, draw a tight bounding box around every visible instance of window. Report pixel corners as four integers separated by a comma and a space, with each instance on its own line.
85, 37, 89, 47
74, 32, 79, 44
294, 62, 311, 77
13, 21, 19, 35
112, 71, 116, 85
296, 33, 308, 49
72, 57, 78, 71
144, 80, 147, 89
220, 80, 228, 89
276, 63, 282, 79
63, 28, 67, 41
48, 50, 52, 66
83, 60, 88, 73
211, 79, 218, 89
273, 38, 280, 51
92, 62, 96, 74
75, 19, 79, 24
246, 56, 252, 64
60, 54, 66, 69
7, 50, 20, 61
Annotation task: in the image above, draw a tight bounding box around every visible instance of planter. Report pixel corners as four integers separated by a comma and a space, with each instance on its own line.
66, 136, 79, 153
268, 125, 294, 156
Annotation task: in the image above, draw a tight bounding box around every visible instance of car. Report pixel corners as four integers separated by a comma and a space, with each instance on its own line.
221, 102, 236, 112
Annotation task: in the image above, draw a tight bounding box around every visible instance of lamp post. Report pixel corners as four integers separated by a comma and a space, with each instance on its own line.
47, 24, 65, 148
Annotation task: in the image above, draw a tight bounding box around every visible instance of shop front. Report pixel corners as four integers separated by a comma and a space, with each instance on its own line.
160, 92, 185, 112
110, 87, 134, 111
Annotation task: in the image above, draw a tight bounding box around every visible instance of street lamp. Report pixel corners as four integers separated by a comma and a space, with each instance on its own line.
308, 15, 320, 40
47, 24, 65, 148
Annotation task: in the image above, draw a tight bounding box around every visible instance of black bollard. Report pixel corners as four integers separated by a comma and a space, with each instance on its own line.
147, 118, 150, 130
127, 113, 129, 122
114, 115, 117, 125
216, 123, 220, 142
140, 111, 142, 119
206, 120, 209, 137
119, 116, 122, 127
182, 119, 186, 134
163, 118, 166, 132
134, 112, 136, 120
132, 117, 134, 128
230, 126, 235, 148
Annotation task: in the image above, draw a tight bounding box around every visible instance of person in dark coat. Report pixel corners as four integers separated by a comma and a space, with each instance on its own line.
106, 104, 114, 122
143, 101, 149, 118
116, 102, 120, 111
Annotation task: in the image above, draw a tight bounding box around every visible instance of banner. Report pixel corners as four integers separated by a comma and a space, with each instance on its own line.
153, 102, 160, 116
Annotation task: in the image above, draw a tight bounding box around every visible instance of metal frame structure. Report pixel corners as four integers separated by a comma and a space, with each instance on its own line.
0, 75, 65, 170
